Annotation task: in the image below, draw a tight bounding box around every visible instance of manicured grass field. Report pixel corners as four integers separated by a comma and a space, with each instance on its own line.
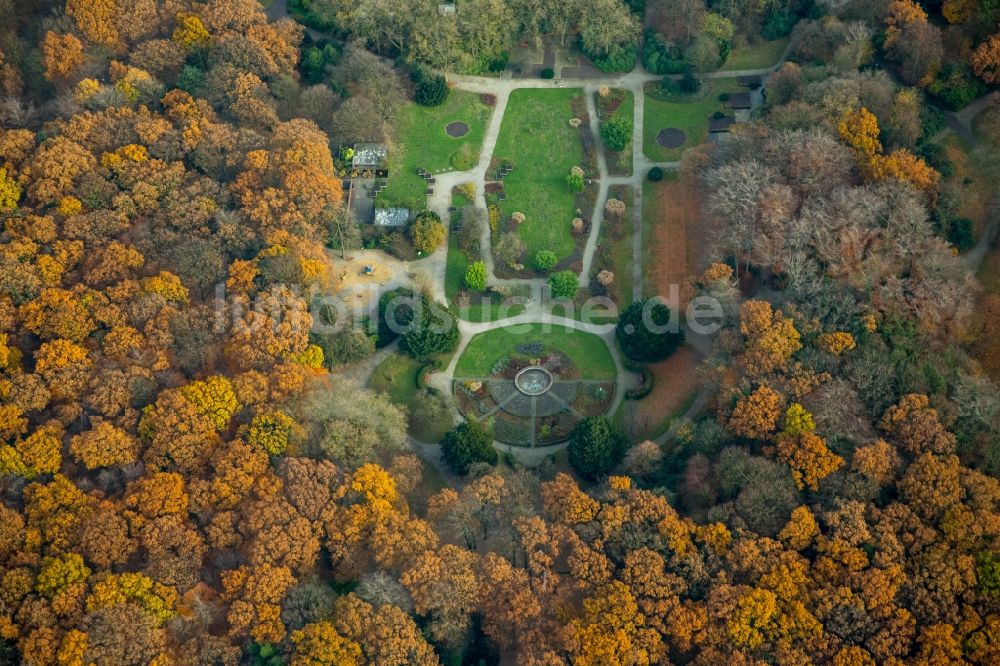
455, 324, 616, 380
369, 353, 454, 443
642, 78, 745, 162
493, 89, 584, 262
378, 91, 492, 208
721, 35, 790, 72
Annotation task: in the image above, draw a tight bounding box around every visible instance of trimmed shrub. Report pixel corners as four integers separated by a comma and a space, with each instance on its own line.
409, 211, 445, 254
540, 68, 555, 79
568, 416, 629, 479
647, 166, 664, 182
441, 421, 497, 475
616, 298, 685, 362
534, 250, 558, 273
413, 67, 449, 107
549, 270, 580, 299
465, 261, 487, 291
600, 113, 633, 152
401, 298, 459, 361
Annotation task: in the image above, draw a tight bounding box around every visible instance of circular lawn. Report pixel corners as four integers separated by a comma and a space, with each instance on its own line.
452, 325, 617, 447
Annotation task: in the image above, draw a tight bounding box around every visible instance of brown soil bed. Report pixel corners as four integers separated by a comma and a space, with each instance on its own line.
446, 121, 469, 137
628, 346, 699, 440
646, 177, 699, 309
657, 128, 686, 149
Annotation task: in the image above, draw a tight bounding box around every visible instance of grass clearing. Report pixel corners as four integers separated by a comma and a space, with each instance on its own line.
378, 92, 492, 208
721, 35, 790, 71
642, 78, 745, 162
369, 353, 454, 443
455, 324, 616, 380
935, 132, 1000, 239
493, 88, 584, 262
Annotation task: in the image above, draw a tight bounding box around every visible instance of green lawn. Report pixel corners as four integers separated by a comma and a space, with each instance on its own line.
455, 324, 617, 380
369, 353, 454, 443
721, 35, 790, 72
378, 92, 492, 209
642, 79, 745, 162
493, 89, 584, 262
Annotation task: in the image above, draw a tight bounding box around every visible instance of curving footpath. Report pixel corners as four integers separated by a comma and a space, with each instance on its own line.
342, 48, 802, 465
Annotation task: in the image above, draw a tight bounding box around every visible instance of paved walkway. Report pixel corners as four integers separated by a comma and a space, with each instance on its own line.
328, 42, 803, 466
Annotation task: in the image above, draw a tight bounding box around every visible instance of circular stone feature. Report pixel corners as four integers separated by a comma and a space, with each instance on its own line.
515, 366, 553, 396
446, 121, 469, 137
657, 128, 686, 149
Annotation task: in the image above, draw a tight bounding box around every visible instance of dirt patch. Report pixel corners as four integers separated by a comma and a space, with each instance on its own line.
628, 346, 700, 440
657, 128, 686, 149
328, 254, 398, 307
646, 177, 699, 309
446, 121, 469, 138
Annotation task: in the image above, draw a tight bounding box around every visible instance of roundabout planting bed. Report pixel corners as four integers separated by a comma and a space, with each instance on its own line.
446, 121, 470, 137
453, 325, 616, 446
657, 128, 686, 149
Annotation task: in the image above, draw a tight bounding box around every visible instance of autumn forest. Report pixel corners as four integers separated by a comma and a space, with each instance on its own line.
0, 0, 999, 665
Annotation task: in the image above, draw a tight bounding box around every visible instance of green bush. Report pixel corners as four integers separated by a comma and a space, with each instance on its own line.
401, 298, 459, 361
534, 250, 558, 272
600, 113, 633, 152
450, 144, 476, 171
540, 68, 555, 79
647, 167, 664, 182
441, 421, 497, 475
928, 64, 987, 111
568, 416, 629, 479
587, 43, 638, 73
410, 211, 446, 254
567, 169, 585, 193
549, 270, 580, 299
413, 67, 449, 107
616, 298, 685, 362
642, 31, 686, 75
465, 261, 487, 291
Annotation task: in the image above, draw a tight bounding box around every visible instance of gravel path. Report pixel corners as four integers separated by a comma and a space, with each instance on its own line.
330, 46, 800, 465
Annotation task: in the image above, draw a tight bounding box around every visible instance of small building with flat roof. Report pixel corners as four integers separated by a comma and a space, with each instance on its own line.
725, 92, 753, 110
708, 115, 737, 133
374, 207, 409, 227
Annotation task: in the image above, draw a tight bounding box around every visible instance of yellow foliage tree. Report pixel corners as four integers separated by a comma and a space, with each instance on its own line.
0, 167, 20, 210
816, 332, 857, 355
775, 431, 844, 491
69, 420, 139, 469
181, 376, 241, 431
86, 572, 177, 625
838, 107, 882, 157
41, 32, 85, 83
728, 385, 783, 440
783, 403, 815, 437
727, 587, 778, 649
884, 0, 927, 49
36, 552, 91, 598
290, 622, 363, 666
172, 13, 211, 49
779, 506, 820, 550
971, 34, 1000, 84
246, 411, 295, 455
